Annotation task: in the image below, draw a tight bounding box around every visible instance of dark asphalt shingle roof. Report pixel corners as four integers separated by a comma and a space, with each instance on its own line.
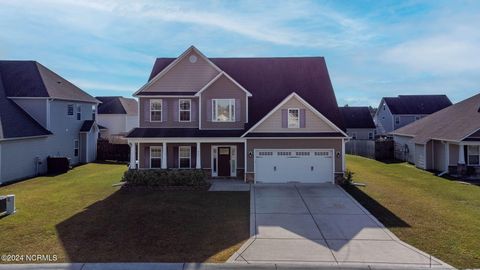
0, 61, 98, 103
80, 120, 95, 132
0, 74, 52, 140
147, 57, 345, 131
96, 96, 138, 115
383, 95, 452, 115
244, 132, 345, 138
126, 128, 244, 138
339, 106, 376, 129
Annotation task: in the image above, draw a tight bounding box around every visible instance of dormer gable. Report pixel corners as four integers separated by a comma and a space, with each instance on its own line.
134, 46, 222, 95
243, 93, 347, 136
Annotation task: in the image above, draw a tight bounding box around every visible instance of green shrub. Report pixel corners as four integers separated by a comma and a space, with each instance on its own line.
122, 169, 208, 186
344, 169, 355, 185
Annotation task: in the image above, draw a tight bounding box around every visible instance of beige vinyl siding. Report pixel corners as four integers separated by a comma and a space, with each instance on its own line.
246, 139, 343, 173
415, 143, 426, 169
449, 144, 459, 165
252, 97, 336, 133
144, 52, 220, 93
139, 97, 199, 128
433, 140, 447, 171
200, 75, 247, 129
393, 135, 415, 163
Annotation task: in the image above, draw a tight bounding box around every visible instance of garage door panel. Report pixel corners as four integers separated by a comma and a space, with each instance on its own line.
254, 149, 333, 183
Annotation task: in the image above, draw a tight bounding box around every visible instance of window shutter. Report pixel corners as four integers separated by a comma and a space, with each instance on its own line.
172, 99, 178, 122
191, 100, 198, 122
163, 100, 168, 122
235, 99, 241, 122
144, 146, 149, 168
300, 109, 306, 128
191, 146, 196, 168
173, 146, 179, 168
281, 109, 288, 128
206, 99, 212, 122
144, 100, 150, 123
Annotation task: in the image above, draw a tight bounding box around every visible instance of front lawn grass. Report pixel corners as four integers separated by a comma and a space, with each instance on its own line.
345, 155, 480, 269
0, 163, 249, 263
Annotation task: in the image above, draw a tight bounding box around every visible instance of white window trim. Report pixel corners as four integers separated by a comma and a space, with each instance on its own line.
211, 145, 237, 177
395, 116, 400, 124
179, 99, 191, 122
74, 139, 79, 157
467, 145, 480, 166
178, 146, 191, 169
150, 146, 162, 169
287, 108, 300, 128
368, 132, 373, 140
212, 99, 235, 122
67, 104, 74, 117
150, 99, 163, 122
351, 132, 357, 140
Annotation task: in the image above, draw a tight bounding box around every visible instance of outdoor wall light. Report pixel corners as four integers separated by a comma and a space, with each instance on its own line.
336, 151, 341, 158
248, 151, 253, 158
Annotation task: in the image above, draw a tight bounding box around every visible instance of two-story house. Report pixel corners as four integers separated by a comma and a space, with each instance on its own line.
374, 95, 452, 135
96, 96, 139, 143
0, 61, 100, 184
339, 106, 376, 140
126, 46, 347, 183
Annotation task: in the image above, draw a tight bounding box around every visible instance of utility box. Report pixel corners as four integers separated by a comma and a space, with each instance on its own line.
0, 195, 16, 215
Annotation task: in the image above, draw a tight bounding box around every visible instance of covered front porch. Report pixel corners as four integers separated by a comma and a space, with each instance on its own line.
128, 139, 245, 179
447, 141, 480, 178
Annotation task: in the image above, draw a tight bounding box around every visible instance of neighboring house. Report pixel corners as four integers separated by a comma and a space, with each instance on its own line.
392, 93, 480, 177
96, 96, 139, 142
0, 61, 100, 184
339, 106, 376, 140
374, 95, 452, 135
126, 46, 347, 183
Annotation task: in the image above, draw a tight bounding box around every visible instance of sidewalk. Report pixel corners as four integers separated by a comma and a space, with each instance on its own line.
0, 263, 455, 270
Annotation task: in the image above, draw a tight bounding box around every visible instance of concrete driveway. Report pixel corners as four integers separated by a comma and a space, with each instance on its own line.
228, 183, 450, 268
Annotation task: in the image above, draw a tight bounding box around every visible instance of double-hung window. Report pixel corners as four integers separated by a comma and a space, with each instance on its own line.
468, 145, 480, 165
74, 140, 79, 157
92, 105, 96, 121
212, 99, 235, 122
179, 99, 191, 122
150, 99, 162, 122
368, 132, 374, 140
76, 104, 81, 120
395, 116, 400, 125
150, 146, 162, 168
67, 104, 74, 116
287, 108, 300, 128
179, 146, 191, 168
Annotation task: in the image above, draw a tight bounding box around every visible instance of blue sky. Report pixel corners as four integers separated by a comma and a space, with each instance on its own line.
1, 0, 479, 106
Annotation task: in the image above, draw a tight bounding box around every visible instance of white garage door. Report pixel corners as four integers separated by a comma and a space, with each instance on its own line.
254, 149, 334, 183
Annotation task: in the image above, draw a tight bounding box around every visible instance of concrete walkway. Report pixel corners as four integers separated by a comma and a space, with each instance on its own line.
228, 183, 452, 268
208, 179, 250, 191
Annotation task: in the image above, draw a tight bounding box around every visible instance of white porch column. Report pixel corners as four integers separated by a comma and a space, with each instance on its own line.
196, 142, 201, 169
129, 142, 136, 169
458, 143, 465, 164
161, 142, 167, 169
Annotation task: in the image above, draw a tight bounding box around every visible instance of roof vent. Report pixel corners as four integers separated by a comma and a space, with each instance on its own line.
57, 81, 62, 84
189, 55, 197, 63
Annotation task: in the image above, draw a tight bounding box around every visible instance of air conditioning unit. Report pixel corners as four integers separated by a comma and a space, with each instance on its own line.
0, 195, 15, 215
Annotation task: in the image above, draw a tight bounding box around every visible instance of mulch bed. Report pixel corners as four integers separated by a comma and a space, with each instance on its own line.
121, 183, 211, 191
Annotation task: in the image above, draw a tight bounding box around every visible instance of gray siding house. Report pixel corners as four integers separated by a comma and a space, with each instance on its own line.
374, 95, 452, 135
0, 61, 100, 184
392, 93, 480, 178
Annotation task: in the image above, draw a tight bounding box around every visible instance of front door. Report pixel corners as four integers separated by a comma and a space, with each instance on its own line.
218, 147, 231, 177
